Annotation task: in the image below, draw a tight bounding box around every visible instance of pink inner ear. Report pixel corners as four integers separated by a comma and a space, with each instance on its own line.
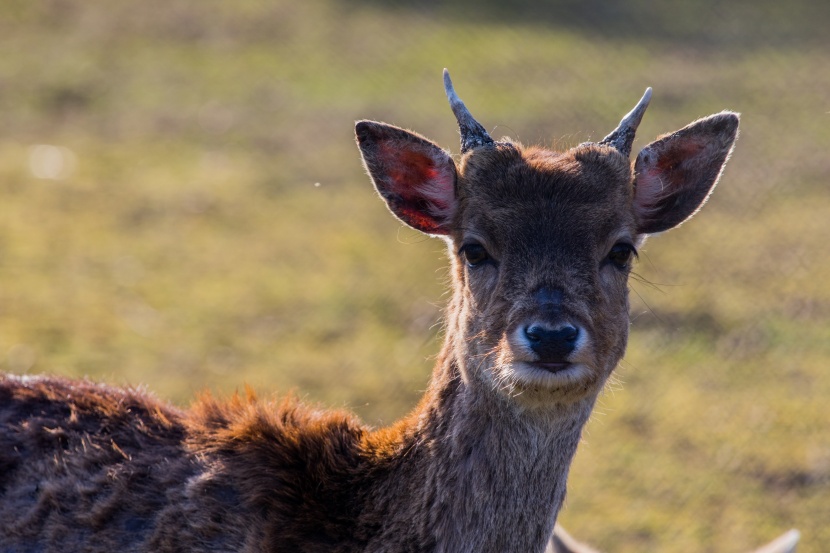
636, 166, 665, 207
655, 140, 706, 173
385, 147, 446, 206
379, 143, 455, 231
638, 139, 707, 205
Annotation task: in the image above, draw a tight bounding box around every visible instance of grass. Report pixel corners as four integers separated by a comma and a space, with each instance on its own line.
0, 1, 828, 550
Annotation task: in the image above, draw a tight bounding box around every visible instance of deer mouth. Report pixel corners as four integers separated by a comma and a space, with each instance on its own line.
530, 361, 572, 373
502, 361, 600, 403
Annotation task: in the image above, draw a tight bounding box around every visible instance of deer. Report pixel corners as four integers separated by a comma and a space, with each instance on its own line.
0, 69, 750, 552
548, 525, 801, 553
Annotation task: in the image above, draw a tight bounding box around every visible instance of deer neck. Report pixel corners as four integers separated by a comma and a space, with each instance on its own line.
363, 315, 596, 553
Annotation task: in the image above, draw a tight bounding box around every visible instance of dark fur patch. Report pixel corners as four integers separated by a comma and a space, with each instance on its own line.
0, 375, 398, 552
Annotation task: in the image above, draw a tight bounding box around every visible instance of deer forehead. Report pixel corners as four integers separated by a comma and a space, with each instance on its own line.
454, 143, 637, 251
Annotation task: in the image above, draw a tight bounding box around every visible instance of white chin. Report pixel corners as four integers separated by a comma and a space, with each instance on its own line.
510, 362, 592, 388
489, 362, 606, 406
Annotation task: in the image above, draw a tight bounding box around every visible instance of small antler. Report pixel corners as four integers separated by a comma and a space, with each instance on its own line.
443, 69, 494, 153
599, 87, 653, 157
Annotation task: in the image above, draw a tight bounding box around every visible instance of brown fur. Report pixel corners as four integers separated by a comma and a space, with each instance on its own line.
0, 89, 739, 552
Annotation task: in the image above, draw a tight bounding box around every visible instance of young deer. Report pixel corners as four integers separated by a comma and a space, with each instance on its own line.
1, 70, 740, 552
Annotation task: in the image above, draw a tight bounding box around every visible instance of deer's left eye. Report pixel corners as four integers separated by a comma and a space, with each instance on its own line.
460, 243, 490, 267
608, 243, 637, 269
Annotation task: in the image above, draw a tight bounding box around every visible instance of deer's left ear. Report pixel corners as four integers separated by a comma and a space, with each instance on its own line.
633, 112, 739, 235
356, 121, 457, 235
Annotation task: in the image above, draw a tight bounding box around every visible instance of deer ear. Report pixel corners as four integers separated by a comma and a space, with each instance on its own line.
633, 112, 739, 235
356, 121, 457, 235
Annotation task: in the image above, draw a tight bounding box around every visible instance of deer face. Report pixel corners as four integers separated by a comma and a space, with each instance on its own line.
356, 71, 738, 409
449, 144, 638, 405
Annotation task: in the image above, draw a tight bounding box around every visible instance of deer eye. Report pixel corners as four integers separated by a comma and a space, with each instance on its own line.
460, 243, 490, 267
608, 243, 637, 269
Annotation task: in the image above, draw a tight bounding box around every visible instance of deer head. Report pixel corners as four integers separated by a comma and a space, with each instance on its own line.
355, 70, 739, 412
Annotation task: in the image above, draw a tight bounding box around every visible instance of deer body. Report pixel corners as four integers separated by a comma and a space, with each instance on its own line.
0, 71, 740, 552
0, 373, 586, 552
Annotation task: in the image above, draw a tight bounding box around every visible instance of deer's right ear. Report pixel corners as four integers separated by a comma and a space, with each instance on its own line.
356, 121, 457, 235
632, 112, 739, 235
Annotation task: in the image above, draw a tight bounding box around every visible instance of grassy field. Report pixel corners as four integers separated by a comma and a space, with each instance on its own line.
1, 1, 828, 550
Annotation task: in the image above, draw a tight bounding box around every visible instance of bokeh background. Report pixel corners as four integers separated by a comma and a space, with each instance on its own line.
1, 1, 828, 550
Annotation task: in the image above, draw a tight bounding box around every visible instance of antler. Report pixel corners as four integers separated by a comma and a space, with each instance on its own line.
599, 87, 652, 157
443, 69, 494, 153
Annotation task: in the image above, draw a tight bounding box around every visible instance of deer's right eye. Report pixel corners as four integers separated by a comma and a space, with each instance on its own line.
608, 243, 637, 269
461, 243, 490, 267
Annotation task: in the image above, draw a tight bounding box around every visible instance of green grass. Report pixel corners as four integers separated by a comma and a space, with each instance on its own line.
0, 1, 828, 550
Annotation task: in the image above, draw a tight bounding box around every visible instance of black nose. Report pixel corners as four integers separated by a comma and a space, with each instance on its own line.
523, 324, 579, 362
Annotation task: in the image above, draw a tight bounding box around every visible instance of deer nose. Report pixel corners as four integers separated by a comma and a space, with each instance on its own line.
523, 323, 579, 362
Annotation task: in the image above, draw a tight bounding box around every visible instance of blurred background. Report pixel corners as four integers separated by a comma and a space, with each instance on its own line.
1, 0, 828, 550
